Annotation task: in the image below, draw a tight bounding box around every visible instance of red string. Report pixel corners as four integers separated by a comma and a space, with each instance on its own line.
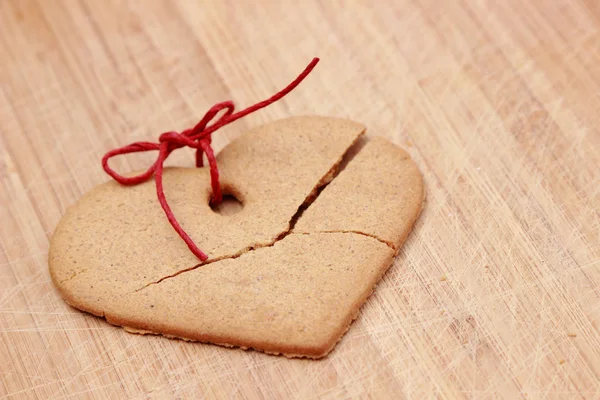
102, 58, 320, 261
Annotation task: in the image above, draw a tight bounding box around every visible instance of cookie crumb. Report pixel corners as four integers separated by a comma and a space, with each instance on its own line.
559, 359, 565, 365
440, 275, 447, 282
568, 333, 577, 338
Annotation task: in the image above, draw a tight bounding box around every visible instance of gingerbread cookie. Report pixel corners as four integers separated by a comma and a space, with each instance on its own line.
49, 116, 424, 358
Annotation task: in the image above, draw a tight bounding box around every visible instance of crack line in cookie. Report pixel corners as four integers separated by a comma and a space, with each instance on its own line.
131, 134, 369, 293
59, 269, 88, 284
292, 230, 396, 251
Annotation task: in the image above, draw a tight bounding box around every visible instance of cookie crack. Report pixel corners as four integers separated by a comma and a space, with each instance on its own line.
59, 269, 88, 284
132, 132, 366, 293
292, 230, 395, 251
132, 180, 326, 293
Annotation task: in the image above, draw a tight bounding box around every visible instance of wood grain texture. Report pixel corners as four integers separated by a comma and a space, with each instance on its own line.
0, 0, 598, 398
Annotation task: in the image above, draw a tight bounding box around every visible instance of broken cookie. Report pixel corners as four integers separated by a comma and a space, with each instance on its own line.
49, 116, 424, 358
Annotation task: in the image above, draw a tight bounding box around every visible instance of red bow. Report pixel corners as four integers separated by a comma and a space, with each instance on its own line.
102, 58, 320, 261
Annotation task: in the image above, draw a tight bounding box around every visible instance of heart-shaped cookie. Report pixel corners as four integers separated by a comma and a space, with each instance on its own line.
49, 116, 424, 358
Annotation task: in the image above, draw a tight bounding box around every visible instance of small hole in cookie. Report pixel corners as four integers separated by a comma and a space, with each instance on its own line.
210, 194, 243, 216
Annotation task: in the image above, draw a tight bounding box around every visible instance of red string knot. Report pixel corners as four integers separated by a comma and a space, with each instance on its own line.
102, 58, 320, 261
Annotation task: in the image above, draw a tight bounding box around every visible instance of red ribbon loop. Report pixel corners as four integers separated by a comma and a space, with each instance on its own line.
102, 58, 320, 261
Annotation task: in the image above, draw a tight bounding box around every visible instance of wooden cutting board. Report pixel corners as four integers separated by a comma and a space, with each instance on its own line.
1, 0, 599, 398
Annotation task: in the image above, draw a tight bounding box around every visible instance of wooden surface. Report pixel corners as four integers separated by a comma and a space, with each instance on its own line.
1, 0, 599, 398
